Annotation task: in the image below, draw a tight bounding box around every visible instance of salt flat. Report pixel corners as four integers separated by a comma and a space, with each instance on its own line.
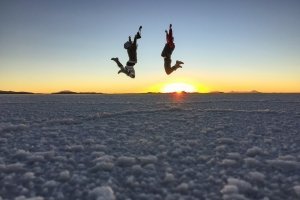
0, 94, 299, 200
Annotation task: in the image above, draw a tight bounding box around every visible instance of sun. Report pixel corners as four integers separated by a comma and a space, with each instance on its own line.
162, 83, 197, 93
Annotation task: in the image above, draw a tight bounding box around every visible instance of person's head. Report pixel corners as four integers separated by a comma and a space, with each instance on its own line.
129, 73, 135, 78
125, 65, 135, 78
127, 69, 135, 78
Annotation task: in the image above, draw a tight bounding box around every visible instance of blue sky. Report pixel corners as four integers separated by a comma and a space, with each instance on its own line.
0, 0, 299, 93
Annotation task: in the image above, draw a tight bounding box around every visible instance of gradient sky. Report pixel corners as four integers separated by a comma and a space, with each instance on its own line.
0, 0, 299, 93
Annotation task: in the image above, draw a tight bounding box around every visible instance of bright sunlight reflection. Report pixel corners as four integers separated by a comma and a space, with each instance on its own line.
162, 83, 197, 93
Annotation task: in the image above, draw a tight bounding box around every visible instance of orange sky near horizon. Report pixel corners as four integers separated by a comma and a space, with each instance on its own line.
1, 73, 299, 94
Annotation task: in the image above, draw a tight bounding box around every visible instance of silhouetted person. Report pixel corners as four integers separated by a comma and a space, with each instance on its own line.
161, 24, 184, 75
111, 26, 142, 78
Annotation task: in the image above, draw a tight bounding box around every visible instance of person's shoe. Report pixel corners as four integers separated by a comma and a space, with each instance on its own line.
111, 57, 119, 62
176, 60, 184, 65
135, 32, 141, 39
173, 61, 183, 70
173, 65, 182, 70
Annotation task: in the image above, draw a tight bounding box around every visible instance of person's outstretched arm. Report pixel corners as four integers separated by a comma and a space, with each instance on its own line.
167, 24, 173, 43
169, 24, 173, 38
166, 24, 174, 48
165, 29, 168, 42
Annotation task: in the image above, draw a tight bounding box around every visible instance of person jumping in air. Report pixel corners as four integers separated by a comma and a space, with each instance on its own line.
111, 26, 142, 78
161, 24, 184, 75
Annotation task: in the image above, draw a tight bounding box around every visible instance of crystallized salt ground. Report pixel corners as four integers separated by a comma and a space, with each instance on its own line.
0, 94, 299, 199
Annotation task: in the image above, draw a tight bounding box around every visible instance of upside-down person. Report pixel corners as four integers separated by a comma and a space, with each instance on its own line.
111, 26, 142, 78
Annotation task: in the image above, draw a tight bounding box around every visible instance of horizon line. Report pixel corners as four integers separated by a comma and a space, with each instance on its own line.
1, 90, 300, 95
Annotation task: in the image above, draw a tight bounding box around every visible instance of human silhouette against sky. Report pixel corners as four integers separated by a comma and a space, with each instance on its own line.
111, 26, 142, 78
161, 24, 184, 75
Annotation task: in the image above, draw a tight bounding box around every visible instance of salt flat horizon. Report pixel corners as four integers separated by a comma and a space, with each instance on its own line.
1, 89, 300, 95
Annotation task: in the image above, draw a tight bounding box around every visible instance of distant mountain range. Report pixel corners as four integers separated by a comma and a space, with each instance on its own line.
0, 90, 102, 94
209, 90, 261, 94
51, 90, 103, 94
0, 90, 34, 94
229, 90, 261, 94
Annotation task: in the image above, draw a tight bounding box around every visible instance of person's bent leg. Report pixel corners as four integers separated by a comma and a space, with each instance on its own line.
111, 57, 124, 68
161, 44, 174, 58
164, 57, 173, 75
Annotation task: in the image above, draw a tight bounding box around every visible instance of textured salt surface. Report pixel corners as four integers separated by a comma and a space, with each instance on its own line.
0, 94, 299, 199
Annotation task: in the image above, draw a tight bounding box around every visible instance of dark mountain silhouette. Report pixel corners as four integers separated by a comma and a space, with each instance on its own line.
0, 90, 34, 94
52, 90, 103, 94
229, 90, 261, 94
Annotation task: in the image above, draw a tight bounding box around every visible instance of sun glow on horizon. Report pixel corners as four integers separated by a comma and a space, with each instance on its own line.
162, 83, 197, 93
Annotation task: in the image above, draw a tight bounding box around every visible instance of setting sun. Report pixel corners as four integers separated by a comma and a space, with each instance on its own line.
162, 83, 197, 93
